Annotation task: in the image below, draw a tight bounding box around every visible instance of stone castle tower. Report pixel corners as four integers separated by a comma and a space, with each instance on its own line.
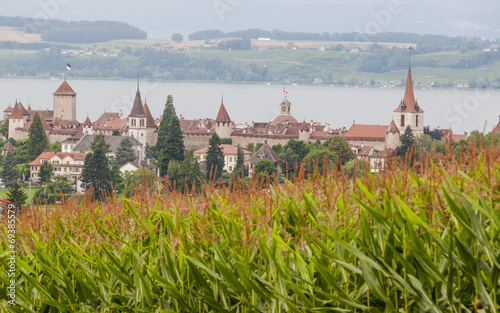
393, 56, 424, 136
53, 80, 77, 121
214, 98, 232, 139
128, 85, 147, 160
8, 101, 29, 140
298, 120, 310, 141
385, 120, 401, 150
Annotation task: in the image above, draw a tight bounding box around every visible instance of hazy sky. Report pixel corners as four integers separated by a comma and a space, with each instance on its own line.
1, 0, 500, 39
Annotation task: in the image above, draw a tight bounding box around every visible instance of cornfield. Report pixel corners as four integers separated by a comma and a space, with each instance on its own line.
1, 143, 500, 312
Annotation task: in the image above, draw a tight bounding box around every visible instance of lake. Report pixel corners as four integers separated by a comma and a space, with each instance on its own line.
1, 78, 499, 134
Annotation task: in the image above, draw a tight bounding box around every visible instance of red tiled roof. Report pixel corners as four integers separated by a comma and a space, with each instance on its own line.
93, 118, 128, 131
95, 112, 122, 125
194, 144, 251, 156
394, 68, 424, 114
28, 152, 87, 166
451, 134, 468, 144
9, 103, 23, 119
4, 106, 13, 112
387, 120, 399, 133
216, 103, 231, 123
1, 142, 15, 151
344, 124, 389, 142
83, 115, 92, 127
248, 143, 282, 164
270, 114, 299, 125
53, 81, 77, 95
28, 109, 53, 122
492, 121, 500, 135
299, 121, 309, 131
143, 102, 156, 127
129, 89, 146, 117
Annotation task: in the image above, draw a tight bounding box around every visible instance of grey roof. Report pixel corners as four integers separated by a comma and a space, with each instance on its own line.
248, 143, 282, 164
73, 134, 142, 153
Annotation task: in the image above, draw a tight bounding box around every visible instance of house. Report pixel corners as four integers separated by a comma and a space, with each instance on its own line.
1, 142, 16, 155
248, 142, 282, 176
351, 145, 375, 160
194, 144, 251, 173
492, 116, 500, 135
29, 152, 87, 181
72, 134, 143, 160
367, 150, 392, 173
120, 160, 157, 174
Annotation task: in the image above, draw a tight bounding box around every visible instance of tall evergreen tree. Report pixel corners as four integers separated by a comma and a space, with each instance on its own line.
163, 114, 185, 164
400, 126, 415, 156
6, 182, 27, 214
156, 95, 176, 153
114, 136, 138, 167
81, 134, 113, 200
235, 145, 244, 171
39, 161, 53, 184
205, 133, 224, 181
1, 151, 19, 188
27, 112, 48, 162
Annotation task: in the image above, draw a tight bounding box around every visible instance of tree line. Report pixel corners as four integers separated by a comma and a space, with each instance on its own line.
0, 15, 147, 43
189, 28, 498, 48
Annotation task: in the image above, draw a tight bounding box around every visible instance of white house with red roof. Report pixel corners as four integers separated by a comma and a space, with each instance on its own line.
28, 152, 87, 181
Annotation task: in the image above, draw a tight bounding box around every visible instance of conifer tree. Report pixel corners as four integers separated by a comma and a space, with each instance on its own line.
205, 133, 224, 181
163, 114, 185, 164
156, 95, 176, 153
1, 151, 19, 188
27, 112, 48, 162
400, 126, 415, 156
6, 182, 27, 214
81, 134, 113, 200
115, 136, 138, 167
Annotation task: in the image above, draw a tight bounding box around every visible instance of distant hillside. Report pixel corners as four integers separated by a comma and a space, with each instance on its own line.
188, 29, 499, 49
0, 16, 147, 43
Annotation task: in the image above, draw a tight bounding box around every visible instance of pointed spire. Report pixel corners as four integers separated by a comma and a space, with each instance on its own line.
143, 102, 156, 127
394, 50, 424, 114
129, 81, 146, 117
83, 114, 92, 127
299, 120, 309, 131
216, 101, 231, 123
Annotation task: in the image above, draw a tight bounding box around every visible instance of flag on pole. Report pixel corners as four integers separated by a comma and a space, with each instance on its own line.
283, 86, 288, 95
66, 63, 72, 71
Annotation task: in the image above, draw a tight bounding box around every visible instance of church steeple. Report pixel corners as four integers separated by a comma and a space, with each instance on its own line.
129, 79, 146, 117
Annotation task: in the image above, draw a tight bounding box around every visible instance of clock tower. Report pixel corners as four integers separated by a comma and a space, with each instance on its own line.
280, 97, 291, 115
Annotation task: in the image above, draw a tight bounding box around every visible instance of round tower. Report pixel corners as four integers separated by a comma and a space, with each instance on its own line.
385, 120, 401, 150
298, 120, 310, 142
215, 97, 232, 139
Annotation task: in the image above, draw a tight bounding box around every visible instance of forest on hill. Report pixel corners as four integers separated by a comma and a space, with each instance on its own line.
0, 15, 147, 43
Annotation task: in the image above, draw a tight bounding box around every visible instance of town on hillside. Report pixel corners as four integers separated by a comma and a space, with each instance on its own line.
1, 61, 497, 190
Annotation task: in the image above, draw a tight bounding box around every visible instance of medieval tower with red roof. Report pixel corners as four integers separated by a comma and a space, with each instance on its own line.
53, 80, 77, 121
214, 98, 232, 139
393, 55, 424, 136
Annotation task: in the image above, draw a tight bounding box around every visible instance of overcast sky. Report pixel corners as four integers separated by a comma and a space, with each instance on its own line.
1, 0, 499, 39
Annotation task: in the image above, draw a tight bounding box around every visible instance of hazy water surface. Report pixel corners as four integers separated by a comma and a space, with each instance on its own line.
1, 78, 498, 134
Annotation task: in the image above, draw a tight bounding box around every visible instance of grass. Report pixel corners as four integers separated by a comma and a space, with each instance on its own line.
0, 141, 499, 312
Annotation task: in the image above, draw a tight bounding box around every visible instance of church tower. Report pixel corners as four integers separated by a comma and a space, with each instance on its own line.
280, 97, 291, 116
128, 82, 147, 160
215, 96, 232, 139
393, 52, 424, 136
53, 80, 77, 121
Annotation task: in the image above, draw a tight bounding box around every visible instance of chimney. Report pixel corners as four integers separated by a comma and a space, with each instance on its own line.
147, 158, 150, 165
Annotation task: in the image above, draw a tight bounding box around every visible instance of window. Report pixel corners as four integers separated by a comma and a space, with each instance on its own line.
67, 161, 70, 164
53, 161, 59, 164
140, 119, 145, 127
55, 167, 61, 172
416, 115, 419, 127
131, 119, 136, 127
229, 166, 232, 171
400, 115, 405, 127
229, 157, 232, 162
